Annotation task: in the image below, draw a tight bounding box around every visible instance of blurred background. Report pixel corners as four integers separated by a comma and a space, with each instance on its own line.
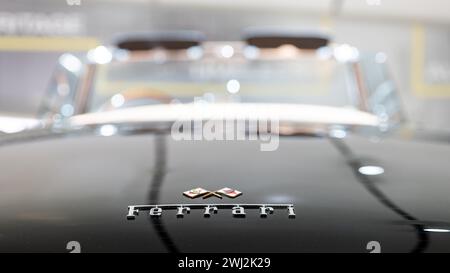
0, 0, 449, 132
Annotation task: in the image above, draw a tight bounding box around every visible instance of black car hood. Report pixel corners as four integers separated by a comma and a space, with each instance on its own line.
0, 133, 449, 252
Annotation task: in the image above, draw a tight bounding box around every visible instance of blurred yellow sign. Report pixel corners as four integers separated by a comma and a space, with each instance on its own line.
0, 36, 99, 52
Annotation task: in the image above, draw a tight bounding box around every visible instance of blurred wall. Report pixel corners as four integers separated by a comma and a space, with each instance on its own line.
0, 0, 449, 132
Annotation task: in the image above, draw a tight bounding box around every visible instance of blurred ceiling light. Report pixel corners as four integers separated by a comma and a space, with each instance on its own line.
375, 52, 387, 64
111, 94, 125, 108
60, 104, 74, 117
424, 228, 450, 233
114, 49, 130, 62
59, 53, 82, 73
334, 44, 359, 63
243, 45, 259, 59
87, 46, 113, 64
220, 45, 234, 58
358, 165, 385, 176
316, 46, 333, 60
187, 46, 203, 60
226, 79, 240, 94
99, 124, 117, 137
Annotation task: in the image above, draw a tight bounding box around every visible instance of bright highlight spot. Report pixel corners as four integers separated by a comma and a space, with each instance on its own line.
334, 44, 359, 62
226, 79, 240, 94
330, 129, 347, 139
424, 228, 450, 233
316, 46, 333, 60
59, 53, 82, 73
60, 104, 74, 117
187, 46, 203, 60
243, 46, 259, 59
358, 165, 385, 176
87, 46, 113, 64
220, 45, 234, 58
99, 124, 117, 136
0, 116, 39, 134
111, 94, 125, 108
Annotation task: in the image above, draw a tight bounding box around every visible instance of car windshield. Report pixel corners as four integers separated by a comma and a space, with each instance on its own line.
88, 51, 355, 112
42, 43, 401, 130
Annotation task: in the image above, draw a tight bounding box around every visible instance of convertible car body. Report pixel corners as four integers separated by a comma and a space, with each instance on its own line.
1, 31, 449, 253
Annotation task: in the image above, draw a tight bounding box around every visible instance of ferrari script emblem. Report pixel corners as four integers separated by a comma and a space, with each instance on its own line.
127, 187, 295, 219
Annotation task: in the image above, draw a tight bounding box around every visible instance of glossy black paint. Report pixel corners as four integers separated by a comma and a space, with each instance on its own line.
0, 133, 449, 252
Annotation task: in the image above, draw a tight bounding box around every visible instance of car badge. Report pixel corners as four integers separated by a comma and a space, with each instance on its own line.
127, 186, 295, 219
183, 187, 209, 198
183, 187, 242, 199
216, 187, 242, 198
